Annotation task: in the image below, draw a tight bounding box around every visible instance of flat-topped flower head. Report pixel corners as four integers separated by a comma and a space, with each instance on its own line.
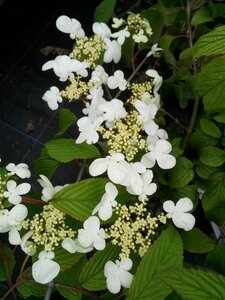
163, 197, 195, 231
104, 258, 133, 294
32, 251, 60, 284
56, 15, 85, 39
6, 163, 31, 179
78, 216, 105, 250
42, 86, 63, 110
3, 180, 31, 205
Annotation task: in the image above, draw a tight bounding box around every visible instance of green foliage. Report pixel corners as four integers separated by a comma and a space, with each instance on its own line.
55, 108, 77, 137
205, 244, 225, 276
0, 246, 15, 282
94, 0, 116, 23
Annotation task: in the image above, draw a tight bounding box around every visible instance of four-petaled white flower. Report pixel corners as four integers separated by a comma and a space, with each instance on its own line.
132, 29, 148, 43
92, 182, 118, 221
76, 116, 103, 144
134, 100, 158, 124
111, 17, 125, 28
32, 251, 60, 284
42, 86, 63, 110
147, 128, 168, 147
93, 22, 111, 40
104, 258, 133, 294
83, 86, 105, 121
89, 153, 127, 185
111, 27, 130, 45
3, 180, 31, 205
0, 204, 28, 245
62, 237, 93, 253
37, 175, 65, 202
103, 39, 121, 64
56, 15, 85, 39
90, 65, 108, 86
146, 43, 162, 57
78, 216, 105, 250
6, 163, 31, 179
146, 69, 163, 103
163, 197, 195, 231
42, 55, 89, 81
141, 140, 176, 170
107, 70, 127, 91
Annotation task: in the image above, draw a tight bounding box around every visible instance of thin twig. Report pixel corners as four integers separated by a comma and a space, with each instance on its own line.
20, 255, 30, 278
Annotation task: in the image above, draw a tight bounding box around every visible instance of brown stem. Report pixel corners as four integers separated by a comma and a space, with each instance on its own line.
20, 255, 30, 278
22, 196, 46, 206
55, 283, 100, 299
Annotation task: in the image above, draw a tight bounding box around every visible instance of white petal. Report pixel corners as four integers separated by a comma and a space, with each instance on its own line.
42, 60, 54, 71
156, 153, 176, 169
9, 228, 21, 245
104, 261, 117, 277
106, 274, 121, 294
61, 238, 77, 253
172, 213, 195, 231
32, 257, 60, 284
119, 258, 133, 270
155, 140, 172, 154
16, 183, 31, 195
6, 180, 17, 192
118, 270, 133, 288
176, 197, 193, 212
108, 163, 126, 184
89, 158, 108, 176
93, 234, 106, 250
105, 182, 118, 198
163, 200, 175, 214
9, 204, 28, 223
141, 153, 156, 168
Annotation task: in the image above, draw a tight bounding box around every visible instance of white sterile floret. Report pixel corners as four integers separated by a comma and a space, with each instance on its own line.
93, 22, 111, 40
103, 39, 121, 64
32, 251, 60, 284
62, 237, 93, 253
92, 182, 118, 221
76, 116, 103, 144
21, 231, 36, 256
133, 29, 148, 43
90, 65, 108, 86
107, 70, 127, 91
42, 86, 63, 110
163, 197, 195, 231
147, 128, 168, 147
37, 175, 65, 202
134, 100, 158, 124
111, 17, 125, 28
6, 163, 31, 179
98, 98, 127, 127
0, 204, 28, 245
104, 258, 133, 294
78, 216, 105, 250
89, 153, 127, 185
83, 86, 105, 121
141, 139, 176, 170
146, 43, 162, 57
56, 15, 85, 39
111, 27, 130, 45
3, 180, 31, 205
42, 55, 89, 81
146, 69, 163, 103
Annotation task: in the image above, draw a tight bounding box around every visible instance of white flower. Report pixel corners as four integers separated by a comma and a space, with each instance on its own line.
37, 175, 65, 202
83, 86, 106, 121
133, 29, 148, 43
0, 204, 28, 245
90, 65, 108, 86
103, 39, 121, 64
163, 197, 195, 231
78, 216, 105, 250
89, 153, 127, 185
62, 238, 93, 253
134, 100, 158, 124
107, 70, 127, 91
92, 182, 118, 221
42, 86, 63, 110
32, 251, 60, 284
21, 231, 36, 256
104, 258, 133, 294
42, 55, 89, 81
76, 116, 103, 144
98, 99, 127, 127
6, 163, 31, 179
111, 27, 130, 45
141, 140, 176, 170
111, 17, 125, 28
146, 69, 163, 103
3, 180, 31, 205
147, 128, 168, 147
146, 43, 162, 57
56, 15, 85, 39
93, 22, 111, 40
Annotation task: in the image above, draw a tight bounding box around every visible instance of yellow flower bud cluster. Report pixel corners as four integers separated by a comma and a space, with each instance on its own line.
0, 173, 10, 209
100, 110, 147, 161
127, 13, 153, 37
70, 35, 105, 68
105, 199, 167, 258
127, 81, 154, 105
60, 75, 93, 101
22, 204, 76, 252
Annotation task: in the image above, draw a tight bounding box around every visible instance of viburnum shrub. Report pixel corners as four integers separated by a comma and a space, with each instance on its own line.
1, 1, 225, 299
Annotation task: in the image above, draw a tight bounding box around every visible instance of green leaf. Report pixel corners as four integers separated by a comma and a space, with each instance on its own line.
0, 246, 16, 282
57, 288, 81, 300
55, 108, 76, 137
200, 146, 225, 167
205, 244, 225, 276
190, 129, 218, 152
195, 162, 221, 180
212, 113, 225, 124
170, 138, 183, 158
159, 35, 176, 67
160, 269, 225, 300
127, 227, 183, 300
54, 247, 84, 272
199, 119, 221, 138
202, 172, 225, 225
195, 57, 225, 111
180, 228, 216, 254
193, 25, 225, 58
168, 156, 194, 188
141, 8, 164, 43
46, 138, 100, 163
94, 0, 116, 23
79, 244, 120, 290
34, 147, 59, 178
166, 185, 198, 209
191, 6, 213, 26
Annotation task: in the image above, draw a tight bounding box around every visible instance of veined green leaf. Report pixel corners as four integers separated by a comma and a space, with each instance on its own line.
94, 0, 116, 23
191, 6, 213, 26
55, 108, 76, 137
200, 146, 225, 167
54, 247, 84, 272
199, 119, 221, 138
190, 129, 218, 152
205, 244, 225, 276
127, 227, 183, 300
46, 138, 100, 162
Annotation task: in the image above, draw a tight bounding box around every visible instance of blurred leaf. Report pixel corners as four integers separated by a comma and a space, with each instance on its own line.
191, 6, 213, 26
190, 129, 218, 152
167, 185, 198, 209
200, 146, 225, 167
159, 35, 176, 67
170, 138, 183, 158
168, 157, 194, 188
94, 0, 116, 23
34, 147, 59, 178
195, 162, 221, 180
212, 113, 225, 124
141, 8, 164, 43
205, 244, 225, 276
199, 119, 221, 138
55, 108, 76, 137
54, 247, 84, 272
0, 246, 15, 282
57, 288, 81, 300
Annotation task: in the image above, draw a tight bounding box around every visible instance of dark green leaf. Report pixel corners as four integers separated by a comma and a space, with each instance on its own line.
200, 146, 225, 167
199, 119, 221, 138
57, 288, 81, 300
190, 129, 218, 152
168, 157, 194, 188
195, 162, 221, 180
205, 244, 225, 276
55, 108, 76, 137
141, 8, 164, 43
191, 6, 213, 26
54, 247, 84, 272
94, 0, 116, 23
